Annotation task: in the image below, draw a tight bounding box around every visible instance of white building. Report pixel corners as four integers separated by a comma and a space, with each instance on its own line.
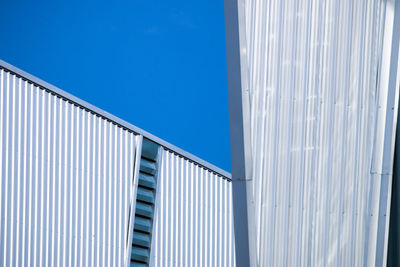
0, 59, 236, 267
224, 0, 400, 266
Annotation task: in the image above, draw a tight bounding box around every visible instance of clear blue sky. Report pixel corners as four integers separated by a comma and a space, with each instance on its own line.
0, 0, 231, 172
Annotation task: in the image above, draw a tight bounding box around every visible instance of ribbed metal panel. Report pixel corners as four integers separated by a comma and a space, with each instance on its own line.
150, 149, 236, 267
0, 69, 141, 267
227, 0, 400, 266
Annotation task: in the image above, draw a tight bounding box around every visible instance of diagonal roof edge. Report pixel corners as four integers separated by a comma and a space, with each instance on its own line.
0, 59, 231, 180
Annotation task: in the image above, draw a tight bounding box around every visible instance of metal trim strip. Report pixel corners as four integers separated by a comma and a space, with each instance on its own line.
224, 0, 253, 265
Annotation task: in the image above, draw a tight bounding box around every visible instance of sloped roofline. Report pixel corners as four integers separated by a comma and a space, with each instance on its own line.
0, 59, 231, 180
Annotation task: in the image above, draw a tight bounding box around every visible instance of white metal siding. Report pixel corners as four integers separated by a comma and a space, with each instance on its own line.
0, 69, 140, 267
236, 0, 400, 266
150, 149, 235, 267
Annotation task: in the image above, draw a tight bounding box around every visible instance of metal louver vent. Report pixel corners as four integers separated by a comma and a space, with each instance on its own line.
131, 138, 160, 267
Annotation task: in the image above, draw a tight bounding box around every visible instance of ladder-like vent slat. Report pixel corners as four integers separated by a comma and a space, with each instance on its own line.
135, 201, 153, 218
131, 247, 149, 262
139, 159, 157, 175
141, 138, 159, 160
137, 187, 155, 203
138, 173, 156, 189
132, 231, 151, 247
134, 216, 152, 233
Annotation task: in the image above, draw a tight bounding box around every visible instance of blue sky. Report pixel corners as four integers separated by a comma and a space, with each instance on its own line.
0, 0, 231, 171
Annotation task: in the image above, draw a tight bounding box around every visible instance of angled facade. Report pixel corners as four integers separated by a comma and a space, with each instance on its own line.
0, 60, 235, 267
225, 0, 400, 266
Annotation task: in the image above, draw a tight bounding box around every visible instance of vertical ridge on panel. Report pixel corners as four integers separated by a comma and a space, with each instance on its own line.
0, 69, 3, 267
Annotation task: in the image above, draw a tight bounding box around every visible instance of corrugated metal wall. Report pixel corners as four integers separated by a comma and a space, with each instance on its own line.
234, 0, 400, 266
150, 149, 236, 267
0, 69, 141, 267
